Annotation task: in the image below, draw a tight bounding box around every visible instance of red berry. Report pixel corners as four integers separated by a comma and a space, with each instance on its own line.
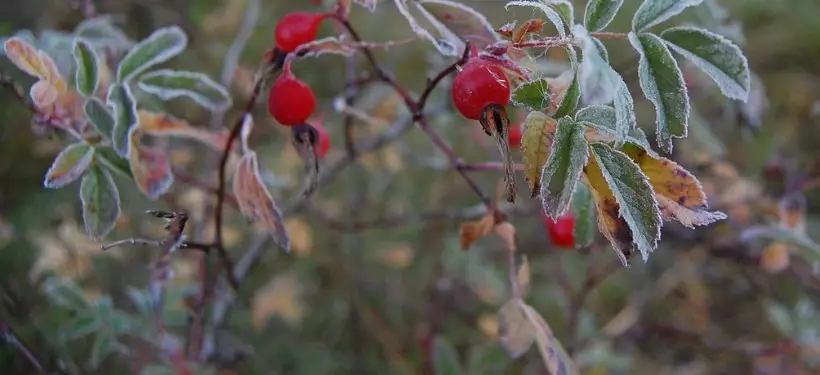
508, 123, 522, 148
543, 213, 576, 248
452, 58, 511, 120
268, 62, 316, 126
314, 124, 331, 159
274, 12, 326, 53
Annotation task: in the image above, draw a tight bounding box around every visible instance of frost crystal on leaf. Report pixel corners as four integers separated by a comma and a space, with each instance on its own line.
632, 0, 704, 32
584, 0, 625, 32
540, 118, 589, 219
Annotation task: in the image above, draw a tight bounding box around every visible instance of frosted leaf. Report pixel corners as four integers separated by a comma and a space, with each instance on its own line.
511, 78, 551, 111
632, 0, 704, 32
553, 70, 580, 117
584, 0, 625, 32
546, 0, 574, 27
80, 165, 121, 240
506, 1, 567, 38
589, 142, 661, 261
72, 39, 99, 96
44, 142, 95, 189
138, 69, 232, 112
628, 32, 689, 153
416, 0, 501, 51
574, 24, 616, 106
575, 105, 656, 156
572, 183, 597, 248
84, 98, 115, 138
540, 117, 589, 219
106, 83, 138, 157
394, 0, 458, 56
611, 72, 636, 148
661, 26, 750, 101
116, 26, 187, 82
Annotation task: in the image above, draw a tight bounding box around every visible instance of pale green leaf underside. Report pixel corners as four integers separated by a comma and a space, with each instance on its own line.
106, 83, 138, 157
84, 97, 115, 138
138, 69, 232, 112
511, 78, 551, 111
590, 142, 661, 261
661, 26, 750, 101
628, 32, 689, 153
43, 142, 95, 188
116, 25, 187, 82
540, 117, 589, 218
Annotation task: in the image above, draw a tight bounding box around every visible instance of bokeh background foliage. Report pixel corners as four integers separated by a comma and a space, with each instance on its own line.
1, 0, 820, 374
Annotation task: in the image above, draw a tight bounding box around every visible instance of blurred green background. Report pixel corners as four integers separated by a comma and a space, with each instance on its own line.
2, 0, 820, 374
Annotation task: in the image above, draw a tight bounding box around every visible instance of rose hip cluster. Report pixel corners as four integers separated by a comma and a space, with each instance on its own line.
268, 12, 330, 159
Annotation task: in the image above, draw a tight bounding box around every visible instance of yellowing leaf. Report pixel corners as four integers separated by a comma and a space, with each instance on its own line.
378, 243, 415, 269
30, 80, 59, 108
251, 273, 305, 329
477, 314, 499, 339
137, 110, 229, 150
760, 242, 790, 274
3, 38, 67, 98
284, 218, 312, 257
516, 255, 531, 297
622, 144, 726, 228
459, 211, 496, 251
521, 111, 556, 196
583, 157, 634, 266
233, 150, 290, 251
128, 129, 173, 200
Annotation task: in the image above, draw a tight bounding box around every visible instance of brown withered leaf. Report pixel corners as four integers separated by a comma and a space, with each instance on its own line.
622, 144, 726, 228
233, 150, 291, 252
512, 19, 545, 44
494, 221, 517, 252
520, 303, 580, 375
459, 211, 496, 251
583, 157, 634, 267
495, 21, 516, 38
138, 110, 230, 150
497, 299, 534, 359
521, 111, 556, 197
128, 129, 173, 200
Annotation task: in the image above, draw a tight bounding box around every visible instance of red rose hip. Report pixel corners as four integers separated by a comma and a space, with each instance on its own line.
274, 12, 327, 53
508, 123, 522, 148
314, 123, 331, 159
451, 59, 511, 120
268, 62, 316, 126
543, 213, 576, 248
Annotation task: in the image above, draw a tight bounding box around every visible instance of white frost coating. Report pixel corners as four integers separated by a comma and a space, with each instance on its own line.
628, 32, 689, 153
584, 0, 625, 32
106, 83, 138, 158
545, 0, 575, 26
662, 26, 750, 101
72, 38, 100, 96
632, 0, 703, 32
574, 24, 616, 106
590, 143, 661, 261
138, 69, 233, 112
116, 26, 188, 82
540, 118, 589, 219
296, 36, 357, 58
240, 114, 254, 155
394, 0, 458, 56
354, 0, 377, 12
84, 97, 115, 136
612, 73, 636, 148
417, 0, 501, 50
43, 143, 95, 189
505, 1, 567, 38
80, 167, 121, 240
575, 105, 658, 157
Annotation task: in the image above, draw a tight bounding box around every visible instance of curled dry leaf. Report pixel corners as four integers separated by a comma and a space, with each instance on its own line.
494, 221, 517, 252
137, 110, 229, 150
516, 255, 531, 297
4, 37, 68, 109
622, 144, 726, 228
520, 303, 580, 375
512, 19, 546, 44
481, 105, 516, 202
128, 129, 174, 200
498, 299, 535, 359
459, 211, 496, 251
416, 0, 501, 51
233, 150, 291, 252
521, 112, 556, 196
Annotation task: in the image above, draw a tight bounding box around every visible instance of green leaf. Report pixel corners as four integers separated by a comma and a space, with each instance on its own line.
572, 183, 597, 248
505, 1, 567, 38
575, 105, 656, 156
540, 117, 589, 219
106, 83, 138, 157
592, 36, 609, 63
80, 165, 121, 240
589, 143, 661, 261
584, 0, 624, 32
661, 26, 750, 101
116, 26, 187, 82
466, 343, 511, 374
432, 335, 463, 375
61, 313, 101, 341
43, 277, 89, 309
611, 71, 636, 147
89, 332, 116, 369
84, 97, 115, 138
574, 24, 616, 106
43, 142, 95, 188
628, 32, 689, 153
72, 39, 99, 96
764, 300, 795, 337
510, 78, 550, 111
632, 0, 703, 32
96, 147, 133, 179
138, 69, 232, 112
554, 70, 580, 118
